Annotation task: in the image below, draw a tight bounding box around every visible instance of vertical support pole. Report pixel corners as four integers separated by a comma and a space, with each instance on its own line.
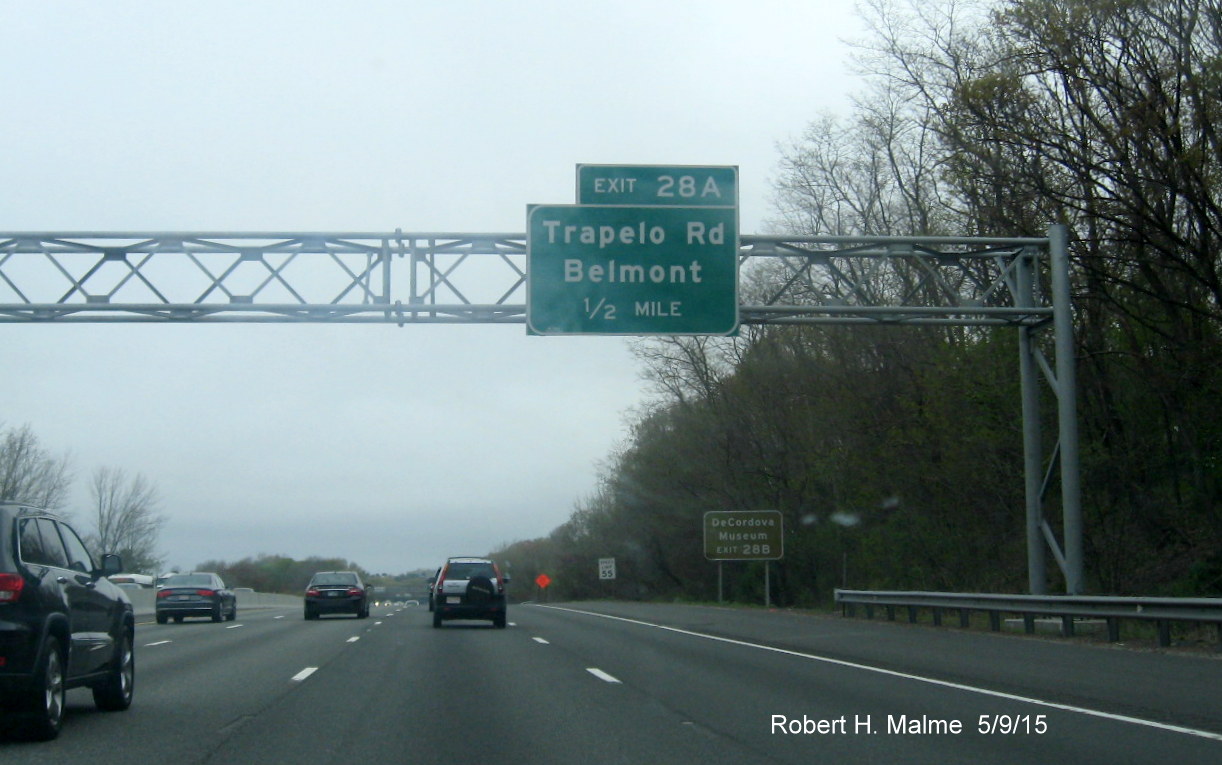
1018, 247, 1047, 595
717, 561, 723, 605
382, 235, 394, 303
406, 233, 419, 307
764, 562, 771, 608
1050, 224, 1085, 594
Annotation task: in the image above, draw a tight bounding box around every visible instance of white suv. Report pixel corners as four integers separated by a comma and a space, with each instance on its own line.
431, 557, 508, 629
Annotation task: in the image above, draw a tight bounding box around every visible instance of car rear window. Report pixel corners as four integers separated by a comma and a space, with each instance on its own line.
311, 573, 357, 586
164, 574, 214, 587
445, 562, 494, 579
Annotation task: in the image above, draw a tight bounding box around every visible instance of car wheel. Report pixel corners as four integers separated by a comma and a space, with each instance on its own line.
174, 615, 184, 623
25, 635, 65, 741
227, 603, 237, 621
92, 628, 134, 711
211, 603, 223, 622
156, 612, 168, 625
493, 611, 507, 629
432, 611, 442, 628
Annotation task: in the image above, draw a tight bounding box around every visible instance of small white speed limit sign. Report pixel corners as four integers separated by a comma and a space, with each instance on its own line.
598, 558, 616, 580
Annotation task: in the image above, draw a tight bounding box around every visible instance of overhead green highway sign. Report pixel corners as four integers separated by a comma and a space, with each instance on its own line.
527, 204, 738, 335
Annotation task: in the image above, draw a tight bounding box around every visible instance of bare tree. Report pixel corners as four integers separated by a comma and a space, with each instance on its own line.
0, 423, 73, 509
88, 467, 166, 573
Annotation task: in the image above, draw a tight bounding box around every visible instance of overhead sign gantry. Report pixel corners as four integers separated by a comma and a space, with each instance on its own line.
0, 168, 1083, 597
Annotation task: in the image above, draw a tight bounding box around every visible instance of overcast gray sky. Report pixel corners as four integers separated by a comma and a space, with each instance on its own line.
2, 1, 861, 576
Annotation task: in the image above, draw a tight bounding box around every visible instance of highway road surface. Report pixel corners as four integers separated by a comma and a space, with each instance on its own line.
3, 600, 1219, 763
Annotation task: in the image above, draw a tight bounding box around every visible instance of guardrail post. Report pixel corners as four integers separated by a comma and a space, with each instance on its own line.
1061, 615, 1075, 638
1023, 614, 1035, 634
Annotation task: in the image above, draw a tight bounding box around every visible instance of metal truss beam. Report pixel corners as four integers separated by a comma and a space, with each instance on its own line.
0, 231, 1051, 326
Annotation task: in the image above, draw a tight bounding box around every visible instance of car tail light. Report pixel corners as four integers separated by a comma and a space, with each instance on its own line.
347, 587, 362, 596
156, 589, 171, 599
306, 588, 321, 597
196, 589, 216, 597
0, 573, 24, 603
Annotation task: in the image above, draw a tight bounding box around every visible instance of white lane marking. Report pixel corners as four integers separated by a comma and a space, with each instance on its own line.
543, 605, 1222, 743
346, 636, 360, 643
144, 640, 171, 647
586, 667, 621, 684
532, 637, 550, 644
274, 615, 285, 620
374, 621, 383, 625
226, 624, 244, 629
509, 622, 517, 627
291, 667, 318, 682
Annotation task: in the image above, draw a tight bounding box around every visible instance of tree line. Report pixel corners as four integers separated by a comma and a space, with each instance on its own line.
194, 554, 370, 594
491, 0, 1222, 604
1, 422, 167, 573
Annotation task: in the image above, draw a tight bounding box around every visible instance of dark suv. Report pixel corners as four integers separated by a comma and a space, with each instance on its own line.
0, 501, 134, 740
304, 571, 369, 619
432, 557, 508, 628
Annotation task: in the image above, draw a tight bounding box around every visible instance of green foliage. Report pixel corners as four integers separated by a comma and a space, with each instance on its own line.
500, 324, 1034, 603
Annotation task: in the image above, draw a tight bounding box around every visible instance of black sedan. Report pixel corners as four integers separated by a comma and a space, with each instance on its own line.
303, 571, 369, 619
155, 572, 237, 623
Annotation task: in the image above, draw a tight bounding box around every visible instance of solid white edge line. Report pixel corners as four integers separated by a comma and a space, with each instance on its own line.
291, 667, 318, 682
587, 667, 621, 684
143, 640, 171, 647
541, 605, 1222, 743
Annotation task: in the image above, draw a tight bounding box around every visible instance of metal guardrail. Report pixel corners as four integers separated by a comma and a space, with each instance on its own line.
834, 589, 1222, 647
